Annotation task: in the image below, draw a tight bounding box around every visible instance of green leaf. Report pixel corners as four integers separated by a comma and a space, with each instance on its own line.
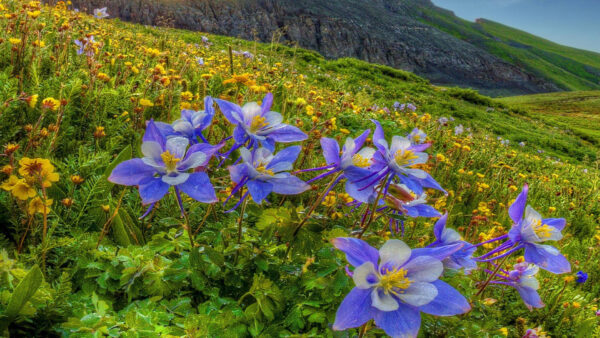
4, 265, 43, 318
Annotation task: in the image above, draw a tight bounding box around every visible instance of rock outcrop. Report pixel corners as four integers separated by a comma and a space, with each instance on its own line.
70, 0, 561, 95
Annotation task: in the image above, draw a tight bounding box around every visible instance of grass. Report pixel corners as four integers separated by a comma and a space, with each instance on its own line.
0, 1, 599, 337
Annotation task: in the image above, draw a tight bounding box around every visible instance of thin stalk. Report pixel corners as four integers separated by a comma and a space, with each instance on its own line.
357, 174, 389, 238
475, 254, 510, 297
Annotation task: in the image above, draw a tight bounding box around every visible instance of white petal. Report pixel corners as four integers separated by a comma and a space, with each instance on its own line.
352, 262, 378, 289
403, 256, 443, 282
142, 141, 163, 160
178, 152, 207, 170
166, 137, 189, 158
397, 282, 438, 307
441, 228, 461, 243
519, 275, 540, 290
239, 147, 253, 164
263, 111, 283, 127
161, 172, 189, 185
241, 102, 261, 124
524, 205, 542, 223
172, 119, 194, 135
390, 136, 411, 153
371, 288, 399, 311
379, 240, 411, 270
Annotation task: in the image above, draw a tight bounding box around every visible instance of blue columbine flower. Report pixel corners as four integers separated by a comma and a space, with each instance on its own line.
344, 120, 444, 202
331, 238, 470, 338
225, 146, 310, 209
428, 213, 477, 273
74, 36, 95, 57
488, 262, 544, 310
156, 96, 215, 144
215, 93, 307, 152
507, 185, 570, 274
576, 271, 588, 283
108, 120, 222, 215
93, 7, 109, 19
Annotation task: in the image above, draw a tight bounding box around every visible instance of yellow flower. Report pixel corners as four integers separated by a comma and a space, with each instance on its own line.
548, 206, 556, 213
139, 98, 154, 107
9, 38, 21, 45
70, 175, 84, 185
28, 197, 52, 215
18, 158, 59, 188
339, 128, 350, 135
26, 94, 38, 108
1, 164, 13, 175
42, 97, 60, 111
483, 298, 497, 306
180, 91, 193, 101
97, 72, 110, 82
563, 275, 575, 283
499, 327, 508, 336
1, 175, 21, 191
11, 180, 37, 200
27, 10, 41, 19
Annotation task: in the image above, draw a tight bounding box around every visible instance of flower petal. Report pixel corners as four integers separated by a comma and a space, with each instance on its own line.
332, 288, 375, 331
247, 179, 273, 204
397, 282, 437, 307
320, 137, 341, 166
261, 92, 273, 114
108, 159, 155, 186
267, 125, 308, 142
270, 175, 310, 195
419, 280, 471, 316
371, 288, 399, 311
379, 240, 411, 271
410, 242, 464, 261
143, 119, 166, 148
177, 172, 217, 203
524, 243, 571, 274
139, 178, 170, 205
403, 256, 443, 282
516, 286, 544, 310
162, 172, 190, 186
353, 262, 379, 289
509, 184, 528, 224
166, 137, 189, 159
331, 237, 379, 268
267, 146, 301, 172
215, 99, 243, 124
373, 302, 421, 338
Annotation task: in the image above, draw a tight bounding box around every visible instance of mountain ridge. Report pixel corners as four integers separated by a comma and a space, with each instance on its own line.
69, 0, 599, 96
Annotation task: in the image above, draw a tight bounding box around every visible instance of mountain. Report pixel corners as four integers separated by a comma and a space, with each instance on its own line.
69, 0, 600, 96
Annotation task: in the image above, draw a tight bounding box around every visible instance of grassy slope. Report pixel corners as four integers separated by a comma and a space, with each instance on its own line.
1, 1, 600, 337
498, 91, 600, 149
419, 7, 600, 91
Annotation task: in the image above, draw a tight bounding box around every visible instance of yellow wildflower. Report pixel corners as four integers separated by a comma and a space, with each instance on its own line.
28, 197, 52, 215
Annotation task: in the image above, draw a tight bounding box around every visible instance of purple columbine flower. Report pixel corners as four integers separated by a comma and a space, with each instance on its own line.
196, 57, 205, 66
331, 238, 470, 338
506, 185, 570, 274
407, 128, 427, 145
108, 120, 222, 216
215, 93, 307, 152
93, 7, 109, 19
74, 36, 95, 57
345, 120, 443, 201
379, 183, 441, 235
429, 213, 477, 273
488, 262, 544, 310
454, 124, 464, 136
225, 146, 310, 209
156, 96, 215, 144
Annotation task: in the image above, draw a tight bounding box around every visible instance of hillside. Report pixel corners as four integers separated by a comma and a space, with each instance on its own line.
498, 91, 600, 148
420, 9, 600, 92
1, 1, 599, 337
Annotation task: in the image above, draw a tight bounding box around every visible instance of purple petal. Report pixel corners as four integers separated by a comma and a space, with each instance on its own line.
261, 92, 273, 115
419, 280, 471, 316
247, 179, 273, 204
139, 178, 170, 205
233, 125, 248, 144
267, 125, 308, 142
143, 119, 166, 148
177, 172, 217, 203
333, 288, 375, 331
515, 286, 544, 310
267, 146, 301, 171
509, 184, 528, 224
228, 164, 249, 184
331, 237, 379, 268
320, 137, 341, 166
154, 121, 175, 138
543, 218, 566, 231
373, 302, 421, 338
370, 120, 387, 153
524, 243, 571, 274
410, 242, 464, 261
353, 129, 371, 151
108, 159, 155, 186
270, 175, 310, 195
433, 213, 448, 240
215, 99, 243, 124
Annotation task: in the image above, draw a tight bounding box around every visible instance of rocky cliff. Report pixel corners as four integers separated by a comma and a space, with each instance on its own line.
70, 0, 561, 96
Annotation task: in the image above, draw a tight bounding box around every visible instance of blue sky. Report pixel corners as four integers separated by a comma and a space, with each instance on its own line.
431, 0, 600, 53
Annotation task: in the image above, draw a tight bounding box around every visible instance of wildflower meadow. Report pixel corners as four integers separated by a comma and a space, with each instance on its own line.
1, 1, 599, 337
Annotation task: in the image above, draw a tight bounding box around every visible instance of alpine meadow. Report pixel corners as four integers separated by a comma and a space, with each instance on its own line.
1, 1, 600, 337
